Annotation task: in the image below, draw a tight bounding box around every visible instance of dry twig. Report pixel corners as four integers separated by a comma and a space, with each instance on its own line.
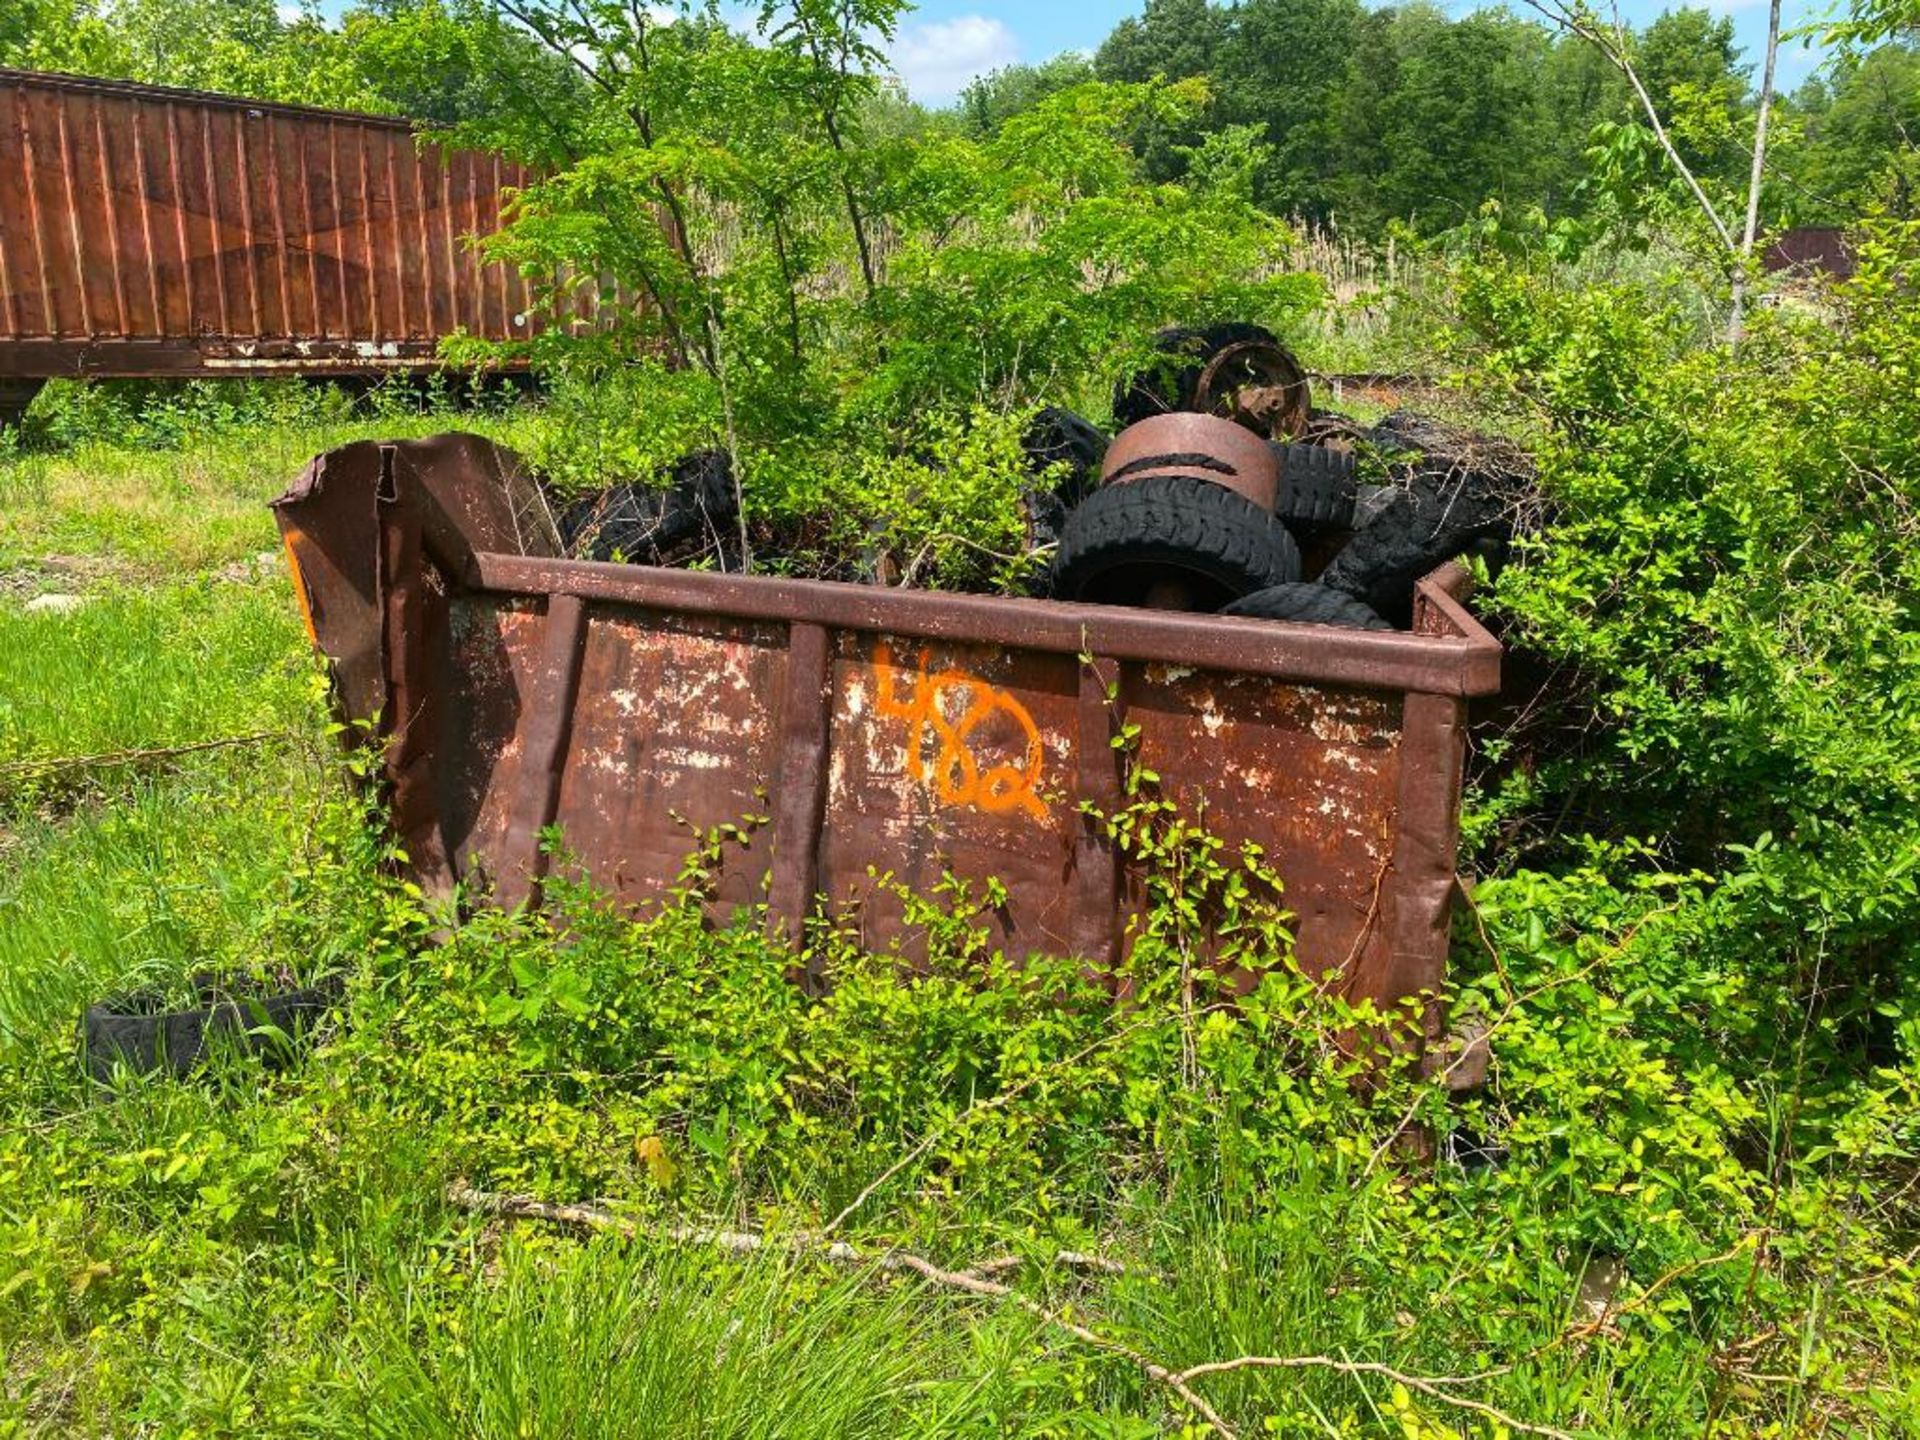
450, 1182, 1584, 1440
1169, 1355, 1581, 1440
0, 729, 291, 782
446, 1182, 1233, 1435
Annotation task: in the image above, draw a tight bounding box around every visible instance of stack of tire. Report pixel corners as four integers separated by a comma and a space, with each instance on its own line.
558, 448, 740, 569
1033, 324, 1519, 631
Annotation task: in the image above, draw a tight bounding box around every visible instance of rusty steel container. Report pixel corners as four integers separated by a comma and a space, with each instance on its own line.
275, 435, 1500, 1042
0, 67, 577, 392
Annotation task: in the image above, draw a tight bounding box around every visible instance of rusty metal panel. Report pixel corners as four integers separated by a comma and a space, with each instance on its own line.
1125, 666, 1402, 989
822, 636, 1083, 961
553, 608, 789, 913
0, 66, 554, 379
437, 594, 555, 893
274, 435, 1502, 1023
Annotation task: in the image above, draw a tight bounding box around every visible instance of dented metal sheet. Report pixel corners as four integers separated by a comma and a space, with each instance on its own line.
274, 433, 1501, 1030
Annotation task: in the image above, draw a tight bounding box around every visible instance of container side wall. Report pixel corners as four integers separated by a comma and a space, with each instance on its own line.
1124, 665, 1402, 992
818, 635, 1083, 962
539, 608, 790, 917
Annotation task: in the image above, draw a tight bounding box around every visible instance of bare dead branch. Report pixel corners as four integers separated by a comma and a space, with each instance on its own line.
1517, 0, 1736, 254
445, 1182, 1235, 1435
0, 729, 291, 782
1169, 1355, 1580, 1440
1730, 0, 1785, 344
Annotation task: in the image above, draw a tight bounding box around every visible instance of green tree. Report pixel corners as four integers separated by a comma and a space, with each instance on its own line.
0, 0, 123, 70
1633, 7, 1751, 183
957, 53, 1096, 137
1335, 5, 1553, 232
1536, 27, 1631, 215
1093, 0, 1228, 180
1788, 43, 1920, 218
335, 0, 586, 144
1095, 0, 1227, 85
1210, 0, 1363, 218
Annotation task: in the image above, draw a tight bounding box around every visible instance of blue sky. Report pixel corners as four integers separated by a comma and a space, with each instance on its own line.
882, 0, 1833, 103
305, 0, 1836, 105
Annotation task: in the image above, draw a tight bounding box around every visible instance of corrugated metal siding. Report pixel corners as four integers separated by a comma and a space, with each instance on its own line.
0, 67, 593, 372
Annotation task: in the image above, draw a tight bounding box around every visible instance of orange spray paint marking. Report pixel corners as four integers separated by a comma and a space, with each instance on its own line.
281, 530, 319, 649
872, 641, 1048, 821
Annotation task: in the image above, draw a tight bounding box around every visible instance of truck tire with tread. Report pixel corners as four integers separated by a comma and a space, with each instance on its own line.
1222, 582, 1392, 630
1270, 442, 1357, 534
1051, 474, 1301, 610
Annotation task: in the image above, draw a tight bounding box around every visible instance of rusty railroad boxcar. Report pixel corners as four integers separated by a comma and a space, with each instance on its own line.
0, 67, 568, 426
276, 436, 1502, 1062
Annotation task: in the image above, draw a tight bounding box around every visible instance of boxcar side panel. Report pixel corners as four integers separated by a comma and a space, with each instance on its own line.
0, 67, 552, 379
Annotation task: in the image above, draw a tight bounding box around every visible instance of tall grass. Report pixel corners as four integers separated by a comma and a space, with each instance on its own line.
353, 1236, 1046, 1440
0, 581, 312, 767
0, 578, 357, 1102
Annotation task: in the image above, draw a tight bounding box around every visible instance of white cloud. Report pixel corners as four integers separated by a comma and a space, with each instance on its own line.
276, 3, 306, 22
889, 15, 1020, 105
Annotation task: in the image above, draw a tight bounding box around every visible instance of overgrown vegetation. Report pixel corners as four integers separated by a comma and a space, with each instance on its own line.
10, 0, 1918, 236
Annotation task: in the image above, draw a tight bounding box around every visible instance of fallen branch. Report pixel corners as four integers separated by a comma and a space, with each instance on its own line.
448, 1181, 1234, 1434
449, 1182, 1581, 1440
964, 1250, 1129, 1280
1170, 1356, 1581, 1440
449, 1182, 1131, 1281
0, 730, 293, 782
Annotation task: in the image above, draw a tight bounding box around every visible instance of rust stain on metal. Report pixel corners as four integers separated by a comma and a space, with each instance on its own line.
0, 67, 548, 381
272, 433, 1502, 1032
1100, 412, 1281, 512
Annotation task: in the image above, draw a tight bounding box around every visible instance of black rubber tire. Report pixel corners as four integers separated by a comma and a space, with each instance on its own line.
1221, 582, 1392, 630
560, 449, 737, 564
81, 978, 340, 1084
1112, 323, 1280, 429
1023, 406, 1107, 502
1321, 480, 1511, 625
1051, 474, 1301, 611
0, 379, 44, 435
1021, 406, 1108, 553
1269, 442, 1356, 535
1352, 482, 1396, 530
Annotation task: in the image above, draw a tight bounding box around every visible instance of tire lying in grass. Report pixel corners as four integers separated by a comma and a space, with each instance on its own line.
1269, 441, 1357, 536
1221, 582, 1392, 630
1050, 474, 1301, 611
81, 974, 341, 1084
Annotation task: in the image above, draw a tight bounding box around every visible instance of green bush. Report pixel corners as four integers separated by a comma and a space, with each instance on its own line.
442, 9, 1321, 573
1404, 216, 1920, 1396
